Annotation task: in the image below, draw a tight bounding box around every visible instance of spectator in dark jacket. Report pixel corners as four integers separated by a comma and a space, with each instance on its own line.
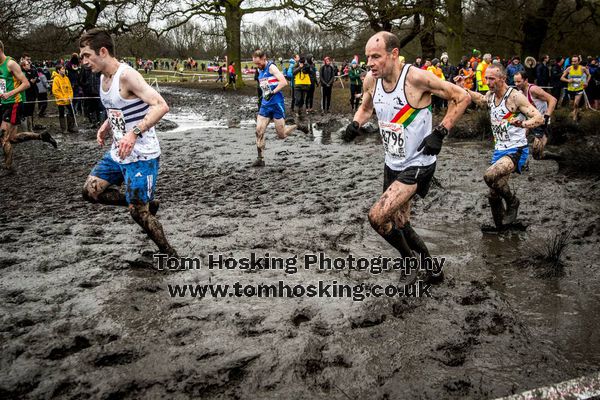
550, 57, 565, 104
78, 65, 104, 127
535, 55, 550, 87
65, 53, 82, 115
524, 56, 537, 83
440, 52, 457, 84
20, 59, 39, 131
507, 56, 525, 86
305, 54, 317, 113
319, 56, 335, 113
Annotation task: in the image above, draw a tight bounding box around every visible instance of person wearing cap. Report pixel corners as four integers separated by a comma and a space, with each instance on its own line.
507, 56, 525, 86
319, 56, 336, 113
440, 52, 457, 85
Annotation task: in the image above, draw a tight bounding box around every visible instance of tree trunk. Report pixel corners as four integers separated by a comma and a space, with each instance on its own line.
419, 0, 436, 59
400, 14, 422, 49
224, 0, 244, 87
445, 0, 463, 64
521, 0, 560, 59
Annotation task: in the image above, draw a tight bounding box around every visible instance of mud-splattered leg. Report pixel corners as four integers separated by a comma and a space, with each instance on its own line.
484, 156, 519, 225
368, 181, 416, 258
532, 135, 548, 160
273, 118, 295, 139
1, 123, 15, 170
129, 202, 177, 256
252, 116, 269, 166
82, 175, 122, 205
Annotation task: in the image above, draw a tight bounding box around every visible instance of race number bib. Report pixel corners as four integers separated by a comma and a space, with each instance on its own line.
572, 77, 582, 89
491, 119, 510, 143
379, 121, 405, 159
0, 79, 6, 94
107, 109, 127, 140
259, 78, 272, 98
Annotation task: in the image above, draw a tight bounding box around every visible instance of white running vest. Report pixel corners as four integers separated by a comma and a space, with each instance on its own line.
372, 64, 435, 171
526, 84, 548, 115
100, 63, 160, 164
488, 87, 527, 150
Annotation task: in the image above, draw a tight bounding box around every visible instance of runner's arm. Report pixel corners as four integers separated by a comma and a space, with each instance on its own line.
268, 64, 288, 94
463, 87, 487, 108
453, 74, 486, 107
1, 60, 30, 100
413, 68, 470, 130
531, 85, 557, 116
584, 67, 591, 88
512, 91, 543, 129
352, 72, 375, 126
560, 67, 571, 83
122, 68, 169, 134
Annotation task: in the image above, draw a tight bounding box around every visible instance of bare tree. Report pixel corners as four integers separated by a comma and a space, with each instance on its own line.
160, 0, 305, 87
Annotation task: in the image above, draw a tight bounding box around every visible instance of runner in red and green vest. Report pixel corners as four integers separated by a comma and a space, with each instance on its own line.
0, 41, 56, 172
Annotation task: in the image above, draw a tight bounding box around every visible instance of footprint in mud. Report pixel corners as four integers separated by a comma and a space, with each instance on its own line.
291, 307, 316, 327
194, 223, 237, 238
443, 378, 472, 396
433, 337, 479, 367
349, 307, 387, 329
391, 298, 423, 319
234, 314, 275, 337
45, 335, 92, 360
311, 320, 334, 337
459, 281, 491, 305
464, 311, 510, 336
94, 350, 138, 367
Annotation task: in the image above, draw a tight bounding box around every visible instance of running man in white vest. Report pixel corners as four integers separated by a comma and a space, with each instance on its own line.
344, 32, 471, 283
457, 64, 543, 229
514, 71, 556, 160
79, 29, 177, 257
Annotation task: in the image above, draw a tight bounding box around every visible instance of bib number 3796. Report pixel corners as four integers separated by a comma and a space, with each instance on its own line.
107, 109, 127, 140
379, 121, 405, 159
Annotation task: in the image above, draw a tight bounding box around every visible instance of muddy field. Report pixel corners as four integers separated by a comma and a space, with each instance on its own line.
1, 85, 599, 400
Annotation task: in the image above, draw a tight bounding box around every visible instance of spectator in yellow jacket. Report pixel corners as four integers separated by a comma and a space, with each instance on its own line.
52, 65, 77, 132
476, 54, 492, 93
428, 58, 446, 111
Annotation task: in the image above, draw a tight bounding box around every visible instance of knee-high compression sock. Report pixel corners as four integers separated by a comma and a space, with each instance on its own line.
495, 183, 515, 203
401, 222, 444, 283
487, 193, 505, 228
380, 225, 413, 258
401, 223, 431, 258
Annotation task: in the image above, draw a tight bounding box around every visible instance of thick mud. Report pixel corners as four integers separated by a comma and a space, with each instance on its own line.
1, 86, 599, 399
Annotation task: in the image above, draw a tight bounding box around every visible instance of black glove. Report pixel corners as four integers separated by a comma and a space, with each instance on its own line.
417, 124, 448, 156
543, 114, 551, 135
543, 114, 550, 127
263, 91, 273, 101
342, 121, 360, 142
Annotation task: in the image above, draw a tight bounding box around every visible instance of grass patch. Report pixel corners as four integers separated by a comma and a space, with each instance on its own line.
531, 226, 574, 278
